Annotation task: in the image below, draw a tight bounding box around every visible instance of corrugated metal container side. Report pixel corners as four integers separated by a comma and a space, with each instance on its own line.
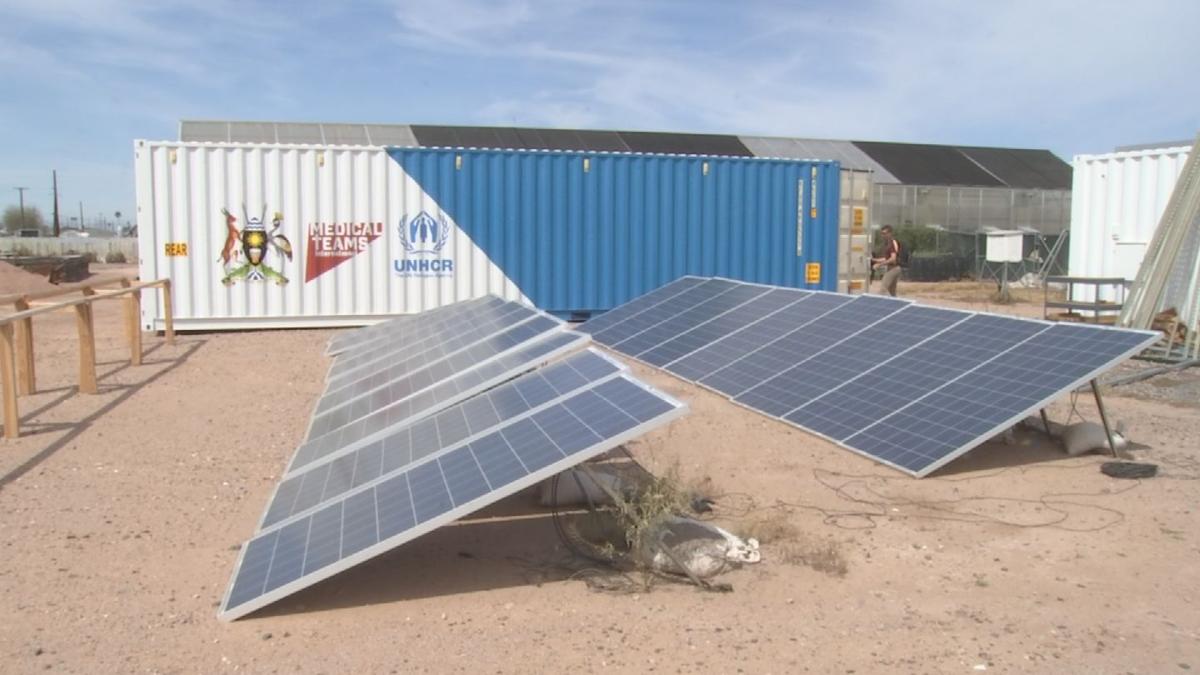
1069, 145, 1191, 303
136, 141, 840, 330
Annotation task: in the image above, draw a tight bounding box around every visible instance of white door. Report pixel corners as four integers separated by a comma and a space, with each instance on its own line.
1111, 241, 1147, 303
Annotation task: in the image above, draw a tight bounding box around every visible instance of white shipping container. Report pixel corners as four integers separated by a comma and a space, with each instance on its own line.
134, 141, 530, 331
1069, 144, 1191, 303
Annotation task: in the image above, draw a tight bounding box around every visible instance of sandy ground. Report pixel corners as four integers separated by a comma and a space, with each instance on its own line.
0, 279, 1198, 674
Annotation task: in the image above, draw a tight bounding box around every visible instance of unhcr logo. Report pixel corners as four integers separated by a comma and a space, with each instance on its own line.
394, 211, 455, 276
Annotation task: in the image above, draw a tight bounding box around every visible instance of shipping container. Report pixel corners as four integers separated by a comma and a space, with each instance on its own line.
1069, 144, 1191, 303
135, 142, 841, 331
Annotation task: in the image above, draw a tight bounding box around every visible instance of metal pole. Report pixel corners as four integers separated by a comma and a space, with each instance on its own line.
1090, 379, 1120, 457
52, 170, 61, 237
78, 201, 84, 232
14, 187, 29, 231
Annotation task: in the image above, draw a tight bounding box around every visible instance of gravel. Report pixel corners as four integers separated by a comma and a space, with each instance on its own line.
1101, 359, 1200, 406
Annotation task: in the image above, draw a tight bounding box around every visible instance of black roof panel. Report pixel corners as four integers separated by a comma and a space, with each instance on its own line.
409, 125, 461, 147
956, 147, 1072, 190
852, 141, 1006, 187
619, 131, 753, 156
575, 129, 630, 152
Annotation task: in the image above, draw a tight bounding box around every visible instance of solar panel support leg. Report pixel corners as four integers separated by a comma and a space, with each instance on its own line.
1090, 379, 1120, 458
1039, 408, 1053, 435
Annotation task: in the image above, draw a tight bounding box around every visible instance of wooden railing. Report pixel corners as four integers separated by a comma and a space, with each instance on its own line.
0, 277, 174, 439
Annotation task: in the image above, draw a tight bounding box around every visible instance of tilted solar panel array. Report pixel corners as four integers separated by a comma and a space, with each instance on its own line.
291, 331, 589, 475
581, 277, 1158, 477
220, 295, 687, 621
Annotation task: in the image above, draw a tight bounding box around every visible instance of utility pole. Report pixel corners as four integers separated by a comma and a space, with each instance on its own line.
52, 170, 61, 237
14, 186, 29, 232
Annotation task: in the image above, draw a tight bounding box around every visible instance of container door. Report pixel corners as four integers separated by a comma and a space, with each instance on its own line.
837, 169, 872, 293
1111, 240, 1147, 303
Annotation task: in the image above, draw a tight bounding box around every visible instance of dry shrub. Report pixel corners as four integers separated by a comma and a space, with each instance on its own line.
737, 511, 800, 544
614, 466, 691, 552
775, 539, 848, 578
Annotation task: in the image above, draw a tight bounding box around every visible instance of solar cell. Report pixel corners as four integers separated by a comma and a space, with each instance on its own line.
292, 331, 590, 474
221, 374, 686, 621
309, 315, 563, 437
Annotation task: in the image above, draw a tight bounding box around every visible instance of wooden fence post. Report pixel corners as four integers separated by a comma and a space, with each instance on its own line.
125, 290, 142, 366
162, 280, 175, 345
75, 304, 98, 394
0, 324, 19, 439
13, 298, 35, 395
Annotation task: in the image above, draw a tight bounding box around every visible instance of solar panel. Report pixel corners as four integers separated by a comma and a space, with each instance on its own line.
289, 331, 591, 475
220, 374, 686, 621
733, 305, 969, 417
328, 295, 511, 353
783, 313, 1049, 443
580, 276, 1158, 477
833, 322, 1156, 476
588, 278, 741, 346
700, 295, 909, 398
327, 301, 515, 376
325, 296, 505, 356
326, 301, 536, 389
318, 309, 549, 414
265, 349, 624, 527
665, 292, 851, 385
308, 315, 564, 439
574, 275, 706, 337
638, 288, 806, 368
610, 282, 772, 357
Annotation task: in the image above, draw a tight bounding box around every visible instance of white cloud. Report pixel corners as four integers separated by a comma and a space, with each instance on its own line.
388, 0, 1200, 155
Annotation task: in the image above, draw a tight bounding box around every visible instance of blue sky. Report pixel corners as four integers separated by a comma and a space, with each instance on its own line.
1, 0, 1197, 224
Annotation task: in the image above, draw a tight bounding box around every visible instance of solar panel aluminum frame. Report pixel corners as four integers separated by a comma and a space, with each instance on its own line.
219, 375, 688, 621
267, 348, 629, 529
718, 310, 1157, 478
307, 312, 562, 434
281, 331, 593, 480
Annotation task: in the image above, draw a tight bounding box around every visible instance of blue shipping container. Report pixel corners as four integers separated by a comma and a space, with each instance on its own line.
388, 148, 841, 315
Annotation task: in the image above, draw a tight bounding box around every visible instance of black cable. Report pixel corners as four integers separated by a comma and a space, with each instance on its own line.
705, 464, 1137, 533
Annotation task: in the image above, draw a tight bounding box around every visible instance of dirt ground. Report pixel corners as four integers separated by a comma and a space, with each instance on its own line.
1, 276, 1198, 674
